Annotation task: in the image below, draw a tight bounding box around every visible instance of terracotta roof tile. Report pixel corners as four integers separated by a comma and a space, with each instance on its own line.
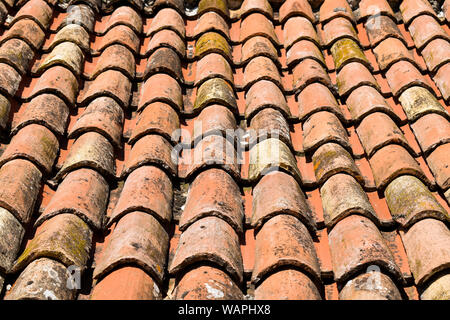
398, 86, 448, 121
11, 0, 52, 31
0, 63, 21, 98
359, 0, 395, 20
386, 61, 432, 97
283, 16, 319, 50
56, 131, 115, 181
385, 175, 449, 228
91, 44, 135, 79
195, 53, 233, 86
408, 15, 449, 50
373, 37, 416, 71
252, 171, 315, 231
5, 258, 76, 300
37, 42, 84, 77
279, 0, 315, 24
183, 135, 240, 181
241, 36, 278, 65
245, 80, 289, 120
339, 271, 401, 300
287, 39, 325, 68
28, 66, 79, 106
320, 17, 359, 47
421, 39, 450, 75
173, 265, 243, 300
239, 0, 274, 20
0, 124, 58, 174
331, 38, 370, 72
139, 73, 182, 111
12, 213, 93, 273
91, 266, 162, 300
303, 111, 350, 153
411, 113, 450, 155
249, 108, 292, 146
255, 269, 322, 299
356, 112, 412, 157
97, 24, 140, 53
421, 273, 450, 300
320, 173, 378, 228
169, 216, 243, 283
12, 94, 69, 137
194, 77, 237, 112
369, 144, 429, 190
145, 47, 182, 82
38, 168, 109, 230
0, 39, 34, 75
94, 211, 169, 284
180, 168, 244, 233
243, 55, 282, 89
104, 5, 142, 34
129, 102, 179, 145
122, 134, 176, 178
240, 12, 279, 45
426, 143, 450, 190
433, 63, 450, 103
297, 83, 343, 122
60, 4, 95, 32
0, 208, 24, 274
49, 24, 90, 53
80, 70, 132, 107
148, 8, 185, 38
365, 15, 404, 47
0, 0, 448, 300
194, 12, 229, 40
329, 215, 401, 283
249, 137, 302, 184
312, 142, 363, 186
402, 218, 450, 286
1, 19, 46, 50
146, 29, 185, 57
192, 105, 236, 142
69, 96, 124, 148
0, 159, 42, 224
346, 85, 397, 123
319, 0, 355, 25
292, 58, 332, 92
252, 214, 321, 285
198, 0, 229, 19
109, 165, 172, 227
400, 0, 437, 25
195, 31, 231, 61
337, 61, 379, 97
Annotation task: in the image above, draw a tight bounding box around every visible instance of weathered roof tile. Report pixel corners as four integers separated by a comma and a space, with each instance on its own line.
0, 0, 448, 301
252, 171, 315, 232
94, 211, 169, 284
329, 215, 401, 283
169, 216, 244, 284
173, 266, 243, 300
252, 214, 320, 285
180, 168, 244, 234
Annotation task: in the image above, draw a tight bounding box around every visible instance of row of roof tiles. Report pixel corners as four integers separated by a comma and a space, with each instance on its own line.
0, 0, 447, 300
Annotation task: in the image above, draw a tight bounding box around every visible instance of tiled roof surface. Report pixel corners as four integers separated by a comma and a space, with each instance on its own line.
0, 0, 448, 300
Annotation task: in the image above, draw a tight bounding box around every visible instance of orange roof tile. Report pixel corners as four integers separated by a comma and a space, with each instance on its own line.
0, 0, 448, 301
